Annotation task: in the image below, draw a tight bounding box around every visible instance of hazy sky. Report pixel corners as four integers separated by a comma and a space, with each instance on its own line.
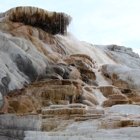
1, 0, 140, 54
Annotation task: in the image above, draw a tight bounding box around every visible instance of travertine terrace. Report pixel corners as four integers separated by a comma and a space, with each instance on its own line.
0, 6, 140, 140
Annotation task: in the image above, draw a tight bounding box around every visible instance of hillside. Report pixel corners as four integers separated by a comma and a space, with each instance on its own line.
0, 6, 140, 140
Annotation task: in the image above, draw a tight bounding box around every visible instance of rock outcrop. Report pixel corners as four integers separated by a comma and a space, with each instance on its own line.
1, 6, 71, 35
0, 6, 140, 140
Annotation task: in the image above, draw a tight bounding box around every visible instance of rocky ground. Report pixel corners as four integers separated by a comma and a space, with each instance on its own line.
0, 6, 140, 140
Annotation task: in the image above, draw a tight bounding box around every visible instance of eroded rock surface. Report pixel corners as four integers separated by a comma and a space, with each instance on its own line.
1, 6, 71, 35
0, 6, 140, 140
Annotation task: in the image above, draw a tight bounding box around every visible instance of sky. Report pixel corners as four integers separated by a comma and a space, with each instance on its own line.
0, 0, 140, 54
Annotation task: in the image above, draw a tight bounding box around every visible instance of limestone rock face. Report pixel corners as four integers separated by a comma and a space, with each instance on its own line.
101, 64, 140, 89
0, 6, 140, 140
1, 6, 71, 35
96, 44, 140, 69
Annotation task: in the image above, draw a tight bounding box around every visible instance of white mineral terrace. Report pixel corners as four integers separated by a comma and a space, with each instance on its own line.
0, 6, 140, 140
25, 127, 140, 140
24, 104, 140, 139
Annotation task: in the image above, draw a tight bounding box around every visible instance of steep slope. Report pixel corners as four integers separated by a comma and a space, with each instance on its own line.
96, 44, 140, 69
0, 6, 140, 140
